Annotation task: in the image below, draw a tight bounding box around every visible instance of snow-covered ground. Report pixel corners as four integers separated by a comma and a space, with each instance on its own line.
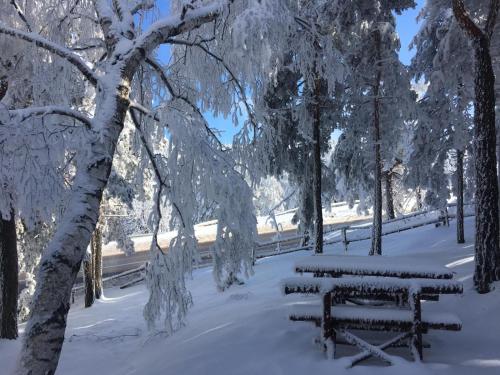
2, 216, 499, 375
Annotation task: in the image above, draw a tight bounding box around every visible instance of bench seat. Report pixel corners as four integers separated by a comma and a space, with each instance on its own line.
288, 303, 462, 331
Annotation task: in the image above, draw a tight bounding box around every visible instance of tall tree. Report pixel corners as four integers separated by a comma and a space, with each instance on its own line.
410, 1, 474, 244
0, 208, 18, 339
333, 1, 416, 255
0, 72, 18, 340
452, 0, 500, 292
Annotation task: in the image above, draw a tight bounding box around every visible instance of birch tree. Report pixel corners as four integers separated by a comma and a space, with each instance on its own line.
0, 1, 262, 373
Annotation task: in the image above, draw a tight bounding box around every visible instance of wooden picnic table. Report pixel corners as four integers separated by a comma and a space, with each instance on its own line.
282, 254, 463, 367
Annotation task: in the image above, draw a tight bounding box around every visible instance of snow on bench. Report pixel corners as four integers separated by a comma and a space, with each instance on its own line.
288, 304, 462, 331
294, 255, 454, 279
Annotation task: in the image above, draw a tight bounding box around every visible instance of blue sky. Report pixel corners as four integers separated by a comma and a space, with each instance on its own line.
155, 0, 425, 143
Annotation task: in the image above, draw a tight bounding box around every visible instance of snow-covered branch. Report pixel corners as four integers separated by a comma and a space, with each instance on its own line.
452, 0, 486, 39
10, 106, 93, 129
131, 0, 155, 15
166, 38, 258, 135
128, 109, 185, 230
133, 1, 231, 59
9, 0, 32, 32
129, 101, 160, 122
145, 57, 225, 149
0, 24, 98, 86
485, 0, 500, 38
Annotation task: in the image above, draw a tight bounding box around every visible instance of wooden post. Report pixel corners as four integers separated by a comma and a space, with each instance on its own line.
322, 292, 335, 359
409, 290, 423, 361
342, 227, 348, 253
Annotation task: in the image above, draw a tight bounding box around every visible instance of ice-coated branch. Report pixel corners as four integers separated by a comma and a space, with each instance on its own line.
131, 0, 155, 15
133, 0, 232, 58
0, 24, 98, 86
129, 108, 185, 231
129, 100, 160, 121
145, 57, 225, 149
165, 38, 258, 136
10, 0, 32, 32
9, 106, 93, 129
452, 0, 485, 39
485, 0, 500, 38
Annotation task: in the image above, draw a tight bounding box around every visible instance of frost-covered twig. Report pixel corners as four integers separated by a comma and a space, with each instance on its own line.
10, 0, 32, 32
133, 0, 230, 58
10, 106, 93, 129
145, 57, 225, 149
129, 101, 160, 122
0, 23, 98, 86
129, 108, 185, 232
165, 38, 258, 135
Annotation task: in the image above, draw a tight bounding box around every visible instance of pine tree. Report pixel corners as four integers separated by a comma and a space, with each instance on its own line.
452, 0, 500, 292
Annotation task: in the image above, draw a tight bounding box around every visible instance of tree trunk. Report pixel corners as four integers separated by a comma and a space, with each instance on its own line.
83, 246, 95, 308
456, 149, 465, 244
452, 0, 500, 294
0, 209, 18, 339
416, 186, 422, 210
471, 37, 500, 292
93, 224, 103, 299
312, 75, 323, 254
299, 182, 314, 247
385, 172, 395, 220
370, 29, 383, 256
16, 82, 130, 375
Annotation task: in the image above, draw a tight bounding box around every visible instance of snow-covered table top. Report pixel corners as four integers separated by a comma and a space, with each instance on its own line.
294, 254, 454, 279
281, 276, 463, 295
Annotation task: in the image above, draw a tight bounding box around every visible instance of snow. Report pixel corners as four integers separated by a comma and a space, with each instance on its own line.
2, 216, 500, 374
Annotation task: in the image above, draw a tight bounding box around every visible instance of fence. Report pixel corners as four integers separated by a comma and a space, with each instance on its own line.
72, 202, 475, 296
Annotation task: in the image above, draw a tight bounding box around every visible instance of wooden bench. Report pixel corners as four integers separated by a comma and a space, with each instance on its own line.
282, 276, 462, 367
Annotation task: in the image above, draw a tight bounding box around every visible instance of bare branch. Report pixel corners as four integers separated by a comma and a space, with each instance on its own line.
10, 106, 93, 128
0, 24, 98, 86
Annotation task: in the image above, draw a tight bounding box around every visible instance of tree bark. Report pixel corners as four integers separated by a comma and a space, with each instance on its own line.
298, 182, 314, 247
312, 74, 323, 254
452, 0, 500, 291
385, 172, 395, 220
0, 209, 18, 339
16, 81, 130, 375
471, 37, 500, 291
456, 149, 465, 244
370, 29, 383, 256
83, 247, 95, 308
452, 0, 500, 292
93, 223, 103, 299
416, 186, 422, 210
